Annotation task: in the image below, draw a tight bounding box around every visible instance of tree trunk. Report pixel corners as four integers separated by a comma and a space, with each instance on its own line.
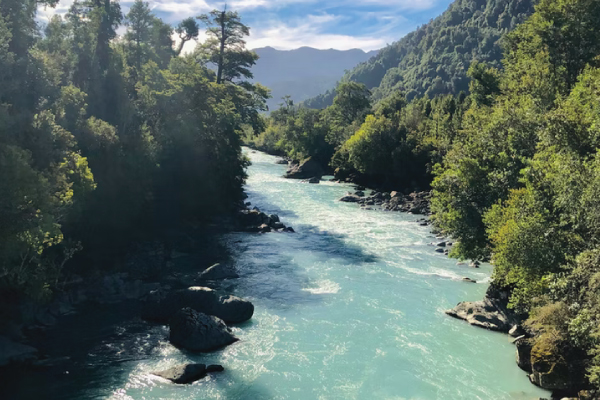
176, 38, 186, 56
216, 10, 226, 84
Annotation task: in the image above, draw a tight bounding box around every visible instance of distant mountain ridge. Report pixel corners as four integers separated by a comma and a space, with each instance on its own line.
303, 0, 536, 109
250, 46, 378, 111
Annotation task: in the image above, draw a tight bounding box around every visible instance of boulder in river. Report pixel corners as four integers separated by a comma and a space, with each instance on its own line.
258, 224, 271, 233
169, 308, 238, 352
142, 287, 254, 324
308, 177, 320, 184
152, 363, 224, 384
272, 222, 285, 230
284, 157, 323, 179
462, 277, 477, 283
199, 263, 239, 280
339, 194, 361, 203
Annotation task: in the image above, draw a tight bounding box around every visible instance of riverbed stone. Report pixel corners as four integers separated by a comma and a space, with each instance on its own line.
169, 308, 237, 352
272, 222, 285, 230
152, 363, 224, 384
258, 224, 271, 233
142, 287, 254, 324
339, 194, 361, 203
284, 157, 323, 179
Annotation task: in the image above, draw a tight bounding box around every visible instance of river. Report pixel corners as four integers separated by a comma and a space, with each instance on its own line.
4, 148, 550, 399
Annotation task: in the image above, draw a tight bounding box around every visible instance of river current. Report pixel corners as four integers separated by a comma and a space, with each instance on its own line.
6, 148, 550, 399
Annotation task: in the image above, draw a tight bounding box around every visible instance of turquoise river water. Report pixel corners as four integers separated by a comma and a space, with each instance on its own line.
7, 148, 551, 399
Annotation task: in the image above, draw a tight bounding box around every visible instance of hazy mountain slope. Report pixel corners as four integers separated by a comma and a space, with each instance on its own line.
303, 0, 535, 109
251, 47, 378, 110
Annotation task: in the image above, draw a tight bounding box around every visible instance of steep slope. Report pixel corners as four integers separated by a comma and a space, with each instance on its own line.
303, 0, 535, 109
251, 46, 378, 110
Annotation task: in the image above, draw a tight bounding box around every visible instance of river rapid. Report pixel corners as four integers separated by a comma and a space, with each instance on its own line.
5, 148, 550, 399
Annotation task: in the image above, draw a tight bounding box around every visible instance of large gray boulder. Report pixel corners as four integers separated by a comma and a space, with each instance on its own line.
169, 308, 237, 352
445, 296, 517, 332
142, 287, 254, 324
216, 295, 255, 324
199, 263, 239, 280
152, 363, 224, 384
0, 335, 38, 367
284, 157, 323, 179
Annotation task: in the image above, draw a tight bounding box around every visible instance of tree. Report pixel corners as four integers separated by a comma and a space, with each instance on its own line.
331, 82, 371, 125
125, 0, 153, 70
197, 9, 258, 84
467, 61, 501, 107
175, 17, 199, 56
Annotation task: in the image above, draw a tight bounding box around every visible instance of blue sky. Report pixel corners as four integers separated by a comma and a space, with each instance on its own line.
38, 0, 454, 51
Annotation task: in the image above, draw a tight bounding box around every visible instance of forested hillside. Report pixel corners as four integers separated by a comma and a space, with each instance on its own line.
304, 0, 535, 109
248, 0, 600, 392
0, 1, 265, 305
251, 46, 377, 111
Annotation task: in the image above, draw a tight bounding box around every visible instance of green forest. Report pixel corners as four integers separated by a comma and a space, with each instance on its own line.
0, 0, 267, 303
249, 0, 600, 390
304, 0, 535, 109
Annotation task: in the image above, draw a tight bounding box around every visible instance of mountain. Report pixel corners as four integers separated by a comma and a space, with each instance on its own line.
250, 46, 378, 111
303, 0, 535, 109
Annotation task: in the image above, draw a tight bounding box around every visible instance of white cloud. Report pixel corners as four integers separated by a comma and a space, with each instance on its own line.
37, 0, 443, 51
245, 13, 392, 51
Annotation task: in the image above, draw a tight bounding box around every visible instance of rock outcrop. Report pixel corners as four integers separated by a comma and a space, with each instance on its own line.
284, 157, 323, 179
445, 286, 518, 332
152, 363, 224, 384
142, 286, 254, 324
169, 308, 237, 352
514, 336, 533, 372
237, 208, 294, 233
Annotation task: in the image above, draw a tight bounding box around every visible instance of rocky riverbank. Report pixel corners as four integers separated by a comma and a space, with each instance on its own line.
338, 188, 431, 215
0, 198, 296, 392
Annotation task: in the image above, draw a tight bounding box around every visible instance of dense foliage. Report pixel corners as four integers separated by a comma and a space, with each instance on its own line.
303, 0, 535, 109
0, 1, 266, 303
